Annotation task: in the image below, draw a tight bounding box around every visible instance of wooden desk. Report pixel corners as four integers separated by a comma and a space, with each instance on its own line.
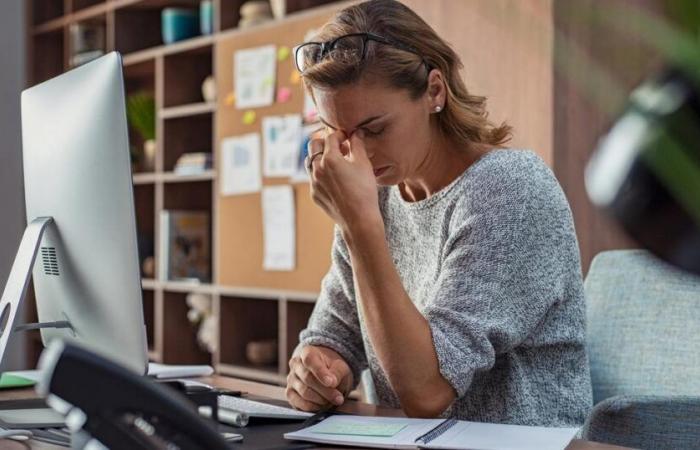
0, 375, 629, 449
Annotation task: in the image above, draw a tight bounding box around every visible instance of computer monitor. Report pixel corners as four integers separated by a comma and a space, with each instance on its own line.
0, 52, 148, 374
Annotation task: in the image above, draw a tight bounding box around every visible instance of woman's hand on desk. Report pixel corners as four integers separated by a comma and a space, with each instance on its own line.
286, 345, 353, 412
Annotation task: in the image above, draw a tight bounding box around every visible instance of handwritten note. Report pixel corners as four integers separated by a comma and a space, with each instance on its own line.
220, 133, 262, 196
262, 185, 295, 271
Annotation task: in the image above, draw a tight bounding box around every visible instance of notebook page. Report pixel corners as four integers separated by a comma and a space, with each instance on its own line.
426, 421, 580, 450
285, 415, 445, 449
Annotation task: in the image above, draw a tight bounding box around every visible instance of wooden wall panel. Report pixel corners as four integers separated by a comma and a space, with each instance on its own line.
404, 0, 554, 164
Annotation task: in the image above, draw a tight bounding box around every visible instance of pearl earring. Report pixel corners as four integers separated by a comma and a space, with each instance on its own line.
434, 106, 442, 113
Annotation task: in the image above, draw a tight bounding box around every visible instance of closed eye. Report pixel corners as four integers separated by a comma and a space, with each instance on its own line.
363, 126, 385, 137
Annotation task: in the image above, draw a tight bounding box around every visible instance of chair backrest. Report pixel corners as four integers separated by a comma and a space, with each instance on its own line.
585, 250, 700, 404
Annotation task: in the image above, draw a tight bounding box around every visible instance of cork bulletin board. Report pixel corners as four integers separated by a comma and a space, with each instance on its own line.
215, 8, 341, 292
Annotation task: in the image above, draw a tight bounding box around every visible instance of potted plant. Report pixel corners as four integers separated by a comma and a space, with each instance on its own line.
126, 91, 156, 172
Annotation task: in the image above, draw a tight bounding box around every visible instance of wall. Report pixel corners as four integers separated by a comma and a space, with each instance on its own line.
0, 0, 27, 370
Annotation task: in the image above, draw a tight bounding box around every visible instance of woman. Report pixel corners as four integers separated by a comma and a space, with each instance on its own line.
286, 0, 592, 426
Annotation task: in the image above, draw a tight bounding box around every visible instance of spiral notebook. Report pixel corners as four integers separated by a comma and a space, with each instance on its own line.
284, 415, 579, 450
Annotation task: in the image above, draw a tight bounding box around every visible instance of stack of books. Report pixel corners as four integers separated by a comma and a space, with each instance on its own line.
174, 152, 213, 176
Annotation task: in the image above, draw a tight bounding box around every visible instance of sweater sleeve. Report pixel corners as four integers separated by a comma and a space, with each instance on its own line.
423, 161, 579, 398
299, 227, 368, 385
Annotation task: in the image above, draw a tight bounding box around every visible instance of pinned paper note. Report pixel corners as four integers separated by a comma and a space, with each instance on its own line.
235, 45, 277, 109
290, 70, 301, 85
263, 114, 302, 177
277, 46, 291, 61
291, 124, 322, 183
262, 185, 295, 271
242, 110, 257, 125
277, 87, 292, 103
221, 133, 262, 196
224, 92, 235, 106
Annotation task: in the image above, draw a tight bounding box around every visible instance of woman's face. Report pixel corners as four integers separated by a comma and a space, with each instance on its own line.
312, 79, 434, 186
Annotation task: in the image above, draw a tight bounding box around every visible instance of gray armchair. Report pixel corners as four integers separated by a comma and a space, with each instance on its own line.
582, 250, 700, 449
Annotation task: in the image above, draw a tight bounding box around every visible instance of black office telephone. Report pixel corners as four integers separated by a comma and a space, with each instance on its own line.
36, 340, 229, 449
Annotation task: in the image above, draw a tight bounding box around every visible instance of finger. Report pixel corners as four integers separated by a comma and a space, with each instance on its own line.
307, 138, 325, 173
349, 129, 370, 162
301, 349, 336, 386
286, 386, 323, 412
323, 130, 348, 161
289, 372, 328, 406
294, 359, 344, 405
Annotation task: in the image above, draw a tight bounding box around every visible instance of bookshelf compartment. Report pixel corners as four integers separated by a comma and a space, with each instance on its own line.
219, 296, 279, 373
163, 45, 212, 107
285, 300, 315, 364
142, 289, 156, 351
163, 180, 212, 211
32, 0, 65, 25
69, 16, 108, 69
162, 114, 212, 172
218, 0, 244, 31
134, 184, 156, 278
162, 291, 212, 364
114, 7, 164, 55
32, 30, 64, 85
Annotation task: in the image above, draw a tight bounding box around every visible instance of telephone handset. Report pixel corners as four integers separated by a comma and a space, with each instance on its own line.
36, 340, 229, 449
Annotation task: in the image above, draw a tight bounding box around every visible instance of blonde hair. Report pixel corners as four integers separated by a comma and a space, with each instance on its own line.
301, 0, 512, 148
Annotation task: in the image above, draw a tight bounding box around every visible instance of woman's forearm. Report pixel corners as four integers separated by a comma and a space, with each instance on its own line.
342, 219, 455, 417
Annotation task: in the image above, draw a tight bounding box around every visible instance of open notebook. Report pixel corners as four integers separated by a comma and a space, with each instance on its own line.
284, 415, 579, 450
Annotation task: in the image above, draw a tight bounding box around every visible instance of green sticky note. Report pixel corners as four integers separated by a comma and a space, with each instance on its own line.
0, 373, 36, 389
311, 421, 407, 437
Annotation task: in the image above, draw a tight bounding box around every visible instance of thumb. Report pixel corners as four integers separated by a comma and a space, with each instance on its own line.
327, 358, 351, 388
349, 130, 369, 163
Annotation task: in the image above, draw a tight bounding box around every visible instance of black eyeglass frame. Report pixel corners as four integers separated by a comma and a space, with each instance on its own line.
294, 32, 430, 74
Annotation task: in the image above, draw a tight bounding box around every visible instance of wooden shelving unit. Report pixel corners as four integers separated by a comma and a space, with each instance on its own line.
26, 0, 341, 384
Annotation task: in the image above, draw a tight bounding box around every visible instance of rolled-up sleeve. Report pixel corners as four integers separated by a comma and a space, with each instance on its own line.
423, 168, 574, 398
299, 228, 368, 385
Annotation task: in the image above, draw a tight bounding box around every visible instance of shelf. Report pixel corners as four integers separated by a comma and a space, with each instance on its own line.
123, 33, 215, 66
33, 16, 67, 35
161, 102, 215, 119
161, 280, 216, 294
217, 363, 285, 385
133, 172, 158, 184
161, 170, 215, 183
142, 278, 158, 289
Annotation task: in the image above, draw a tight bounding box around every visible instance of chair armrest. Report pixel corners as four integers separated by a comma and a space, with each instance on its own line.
581, 394, 700, 449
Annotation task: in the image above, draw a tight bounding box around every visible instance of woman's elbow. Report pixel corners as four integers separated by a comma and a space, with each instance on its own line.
400, 385, 455, 418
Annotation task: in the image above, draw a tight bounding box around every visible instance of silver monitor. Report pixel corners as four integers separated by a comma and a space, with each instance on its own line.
0, 52, 148, 374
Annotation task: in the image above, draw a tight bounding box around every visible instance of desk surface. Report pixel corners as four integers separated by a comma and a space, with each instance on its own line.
0, 375, 629, 449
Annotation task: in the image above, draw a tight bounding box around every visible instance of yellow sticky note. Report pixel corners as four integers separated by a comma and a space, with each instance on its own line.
290, 70, 301, 85
277, 46, 291, 61
242, 110, 256, 125
224, 92, 235, 106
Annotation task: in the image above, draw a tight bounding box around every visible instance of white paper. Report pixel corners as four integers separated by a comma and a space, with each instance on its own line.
234, 45, 277, 109
290, 124, 321, 183
147, 363, 214, 379
263, 114, 303, 177
262, 185, 295, 271
221, 133, 262, 196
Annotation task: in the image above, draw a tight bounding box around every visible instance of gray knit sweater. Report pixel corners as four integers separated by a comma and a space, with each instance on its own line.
299, 149, 593, 427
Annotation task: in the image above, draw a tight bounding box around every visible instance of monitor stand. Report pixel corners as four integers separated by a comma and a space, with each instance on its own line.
0, 217, 73, 368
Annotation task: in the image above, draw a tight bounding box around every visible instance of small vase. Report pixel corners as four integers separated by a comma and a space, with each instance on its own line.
142, 139, 156, 172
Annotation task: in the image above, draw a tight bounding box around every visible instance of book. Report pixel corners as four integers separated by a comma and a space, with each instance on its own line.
174, 152, 213, 176
159, 210, 210, 282
284, 415, 580, 450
